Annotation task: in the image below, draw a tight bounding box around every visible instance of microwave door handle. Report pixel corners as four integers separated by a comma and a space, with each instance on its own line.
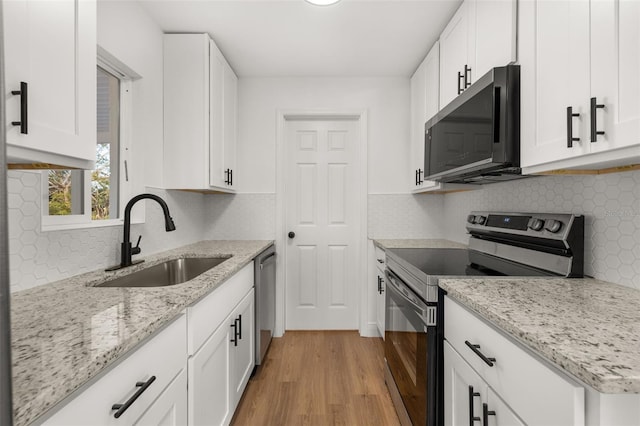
493, 87, 501, 143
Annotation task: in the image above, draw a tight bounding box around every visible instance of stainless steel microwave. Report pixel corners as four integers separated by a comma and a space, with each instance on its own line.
424, 65, 521, 184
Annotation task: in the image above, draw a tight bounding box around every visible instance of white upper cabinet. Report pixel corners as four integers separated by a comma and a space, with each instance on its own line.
164, 33, 237, 192
439, 1, 474, 108
411, 42, 475, 193
411, 42, 440, 191
4, 0, 96, 170
439, 0, 517, 109
520, 0, 640, 174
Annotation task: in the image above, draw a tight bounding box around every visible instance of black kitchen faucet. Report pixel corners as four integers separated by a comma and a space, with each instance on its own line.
107, 193, 176, 271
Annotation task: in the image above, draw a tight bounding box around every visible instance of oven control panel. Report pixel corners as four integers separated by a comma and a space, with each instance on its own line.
466, 211, 583, 241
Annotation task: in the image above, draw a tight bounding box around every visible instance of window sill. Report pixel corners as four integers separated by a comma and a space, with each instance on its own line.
41, 218, 144, 232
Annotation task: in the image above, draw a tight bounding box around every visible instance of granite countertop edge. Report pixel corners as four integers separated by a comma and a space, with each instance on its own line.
11, 239, 274, 426
440, 278, 640, 394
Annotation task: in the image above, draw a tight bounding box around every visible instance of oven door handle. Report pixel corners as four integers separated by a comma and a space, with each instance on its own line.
385, 269, 435, 326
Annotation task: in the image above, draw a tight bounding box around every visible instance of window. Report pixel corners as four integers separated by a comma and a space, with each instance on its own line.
43, 54, 134, 230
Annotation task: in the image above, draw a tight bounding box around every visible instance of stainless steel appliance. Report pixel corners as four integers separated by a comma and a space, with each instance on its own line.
254, 245, 276, 368
384, 211, 584, 426
424, 65, 521, 184
0, 3, 15, 423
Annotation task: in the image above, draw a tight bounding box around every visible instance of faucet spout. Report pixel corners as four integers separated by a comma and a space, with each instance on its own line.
107, 193, 176, 271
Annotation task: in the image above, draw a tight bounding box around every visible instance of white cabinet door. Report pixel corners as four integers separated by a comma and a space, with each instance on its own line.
520, 0, 591, 168
485, 388, 526, 426
223, 60, 238, 188
4, 0, 96, 169
589, 0, 640, 154
444, 342, 486, 426
521, 0, 640, 173
164, 34, 237, 192
209, 40, 226, 189
375, 271, 385, 338
411, 42, 441, 192
230, 289, 255, 411
135, 369, 188, 426
411, 53, 427, 190
439, 1, 474, 108
188, 315, 233, 426
474, 0, 517, 80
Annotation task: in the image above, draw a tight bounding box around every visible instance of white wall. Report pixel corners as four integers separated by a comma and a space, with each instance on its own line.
97, 0, 165, 189
236, 77, 410, 194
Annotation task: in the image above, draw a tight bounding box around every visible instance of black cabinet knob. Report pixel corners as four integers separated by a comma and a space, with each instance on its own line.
288, 231, 295, 239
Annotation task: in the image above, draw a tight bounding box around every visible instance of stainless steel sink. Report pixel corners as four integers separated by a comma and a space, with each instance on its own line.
97, 257, 230, 288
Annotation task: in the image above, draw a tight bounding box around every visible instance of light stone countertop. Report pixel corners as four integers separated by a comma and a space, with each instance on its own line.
373, 238, 467, 250
10, 240, 274, 426
440, 277, 640, 394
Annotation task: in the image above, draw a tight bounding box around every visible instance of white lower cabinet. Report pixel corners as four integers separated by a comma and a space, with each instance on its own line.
42, 263, 256, 426
230, 290, 255, 409
188, 311, 233, 426
444, 296, 585, 426
135, 369, 188, 426
188, 288, 255, 426
43, 315, 188, 426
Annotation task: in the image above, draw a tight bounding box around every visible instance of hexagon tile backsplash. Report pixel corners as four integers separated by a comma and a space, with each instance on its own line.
7, 168, 640, 292
443, 170, 640, 289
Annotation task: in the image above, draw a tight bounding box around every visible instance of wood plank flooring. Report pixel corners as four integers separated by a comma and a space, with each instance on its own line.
232, 331, 401, 426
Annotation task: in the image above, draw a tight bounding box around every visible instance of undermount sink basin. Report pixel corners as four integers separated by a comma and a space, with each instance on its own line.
97, 257, 230, 288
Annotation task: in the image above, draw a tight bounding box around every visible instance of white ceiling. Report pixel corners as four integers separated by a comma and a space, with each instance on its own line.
138, 0, 462, 77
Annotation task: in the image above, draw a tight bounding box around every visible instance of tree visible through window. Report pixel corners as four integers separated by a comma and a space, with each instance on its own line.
47, 66, 120, 221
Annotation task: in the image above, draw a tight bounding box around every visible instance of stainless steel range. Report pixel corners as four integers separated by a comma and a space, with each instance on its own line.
383, 211, 584, 426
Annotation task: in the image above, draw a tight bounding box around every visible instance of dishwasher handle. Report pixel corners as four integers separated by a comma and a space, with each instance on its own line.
260, 251, 276, 270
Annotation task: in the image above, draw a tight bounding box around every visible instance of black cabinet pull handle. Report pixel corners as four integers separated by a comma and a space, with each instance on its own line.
464, 340, 496, 367
458, 72, 464, 95
230, 169, 233, 186
468, 386, 481, 426
483, 403, 496, 425
11, 82, 28, 134
590, 97, 605, 142
464, 65, 472, 88
237, 314, 242, 340
230, 320, 238, 346
567, 106, 580, 148
417, 168, 423, 184
111, 376, 156, 418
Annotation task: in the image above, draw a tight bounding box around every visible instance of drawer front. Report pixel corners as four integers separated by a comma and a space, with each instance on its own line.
374, 245, 386, 273
44, 315, 187, 426
444, 296, 584, 426
187, 262, 254, 355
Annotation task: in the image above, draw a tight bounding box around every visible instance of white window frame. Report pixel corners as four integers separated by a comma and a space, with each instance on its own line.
41, 49, 139, 231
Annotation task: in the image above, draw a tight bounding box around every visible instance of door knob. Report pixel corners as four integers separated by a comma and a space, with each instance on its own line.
288, 232, 295, 239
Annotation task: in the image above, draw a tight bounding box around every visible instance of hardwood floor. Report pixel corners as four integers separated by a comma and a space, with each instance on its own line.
232, 331, 401, 426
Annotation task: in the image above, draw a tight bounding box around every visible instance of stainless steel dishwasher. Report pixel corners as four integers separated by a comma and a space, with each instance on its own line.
254, 245, 276, 369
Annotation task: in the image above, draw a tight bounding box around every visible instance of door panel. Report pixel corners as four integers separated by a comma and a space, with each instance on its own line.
285, 119, 359, 330
520, 0, 590, 167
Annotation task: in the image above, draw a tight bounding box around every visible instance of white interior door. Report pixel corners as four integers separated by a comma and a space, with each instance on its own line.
285, 118, 360, 330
